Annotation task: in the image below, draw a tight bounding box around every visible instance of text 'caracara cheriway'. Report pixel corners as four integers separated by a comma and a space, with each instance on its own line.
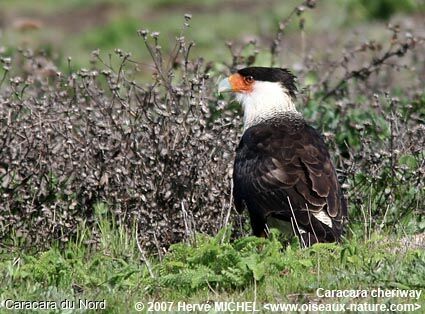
218, 67, 347, 247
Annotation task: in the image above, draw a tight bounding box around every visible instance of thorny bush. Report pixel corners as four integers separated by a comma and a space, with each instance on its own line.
0, 3, 424, 252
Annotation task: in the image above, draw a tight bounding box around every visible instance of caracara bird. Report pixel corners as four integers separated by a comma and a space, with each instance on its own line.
218, 67, 347, 246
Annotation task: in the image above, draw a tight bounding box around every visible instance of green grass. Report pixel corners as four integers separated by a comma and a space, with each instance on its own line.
1, 209, 424, 313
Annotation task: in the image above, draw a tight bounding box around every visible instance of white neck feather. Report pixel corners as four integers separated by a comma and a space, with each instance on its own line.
236, 81, 297, 130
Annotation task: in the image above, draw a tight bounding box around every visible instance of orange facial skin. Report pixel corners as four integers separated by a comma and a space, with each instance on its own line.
228, 73, 254, 93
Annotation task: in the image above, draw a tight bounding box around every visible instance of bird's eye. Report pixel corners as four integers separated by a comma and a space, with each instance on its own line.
244, 76, 254, 84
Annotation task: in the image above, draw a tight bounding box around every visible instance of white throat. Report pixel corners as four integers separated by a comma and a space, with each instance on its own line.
236, 81, 298, 130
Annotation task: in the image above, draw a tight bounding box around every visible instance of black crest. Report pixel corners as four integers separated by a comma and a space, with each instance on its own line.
237, 67, 297, 98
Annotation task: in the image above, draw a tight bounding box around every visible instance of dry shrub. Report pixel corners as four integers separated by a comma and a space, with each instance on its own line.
0, 31, 242, 250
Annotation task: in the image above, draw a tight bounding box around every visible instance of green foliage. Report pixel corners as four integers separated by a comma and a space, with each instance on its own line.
1, 226, 424, 310
81, 19, 140, 50
347, 0, 421, 20
156, 230, 283, 291
0, 211, 147, 310
303, 98, 390, 151
302, 94, 424, 236
149, 228, 425, 298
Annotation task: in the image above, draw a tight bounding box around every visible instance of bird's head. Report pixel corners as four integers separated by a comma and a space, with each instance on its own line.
218, 67, 298, 129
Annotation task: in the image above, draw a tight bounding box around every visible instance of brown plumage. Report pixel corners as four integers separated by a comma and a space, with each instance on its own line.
233, 113, 346, 245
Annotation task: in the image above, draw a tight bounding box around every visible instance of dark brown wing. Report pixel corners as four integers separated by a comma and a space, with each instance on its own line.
233, 116, 347, 243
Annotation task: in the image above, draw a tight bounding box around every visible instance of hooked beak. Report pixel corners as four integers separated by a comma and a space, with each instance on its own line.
218, 77, 232, 94
218, 73, 252, 94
